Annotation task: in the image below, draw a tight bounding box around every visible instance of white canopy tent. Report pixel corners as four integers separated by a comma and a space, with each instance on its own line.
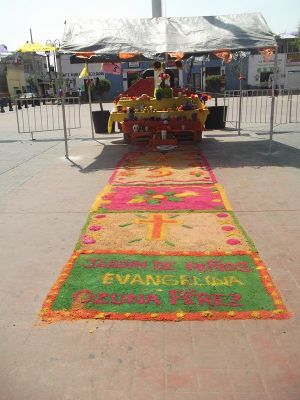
60, 13, 276, 57
58, 13, 278, 156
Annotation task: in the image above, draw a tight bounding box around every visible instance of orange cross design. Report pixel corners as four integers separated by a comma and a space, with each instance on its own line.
137, 214, 180, 240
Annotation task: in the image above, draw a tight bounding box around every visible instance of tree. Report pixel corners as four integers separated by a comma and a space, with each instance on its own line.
205, 75, 224, 93
27, 76, 37, 93
295, 22, 300, 50
94, 77, 111, 110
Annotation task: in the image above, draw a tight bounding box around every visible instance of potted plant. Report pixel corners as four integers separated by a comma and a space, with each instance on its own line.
205, 74, 227, 129
92, 77, 111, 133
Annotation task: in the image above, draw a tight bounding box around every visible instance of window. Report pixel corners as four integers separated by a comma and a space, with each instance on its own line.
191, 73, 201, 91
206, 66, 221, 77
260, 72, 272, 87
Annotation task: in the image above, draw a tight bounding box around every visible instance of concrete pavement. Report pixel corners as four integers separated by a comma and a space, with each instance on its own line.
0, 103, 300, 400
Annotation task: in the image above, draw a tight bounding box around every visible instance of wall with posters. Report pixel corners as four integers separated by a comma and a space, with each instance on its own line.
60, 55, 123, 100
248, 53, 300, 90
248, 54, 285, 89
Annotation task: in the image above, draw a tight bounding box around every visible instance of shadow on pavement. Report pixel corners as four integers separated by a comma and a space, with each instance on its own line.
77, 137, 300, 174
255, 130, 300, 135
79, 143, 128, 174
200, 138, 300, 169
204, 133, 251, 138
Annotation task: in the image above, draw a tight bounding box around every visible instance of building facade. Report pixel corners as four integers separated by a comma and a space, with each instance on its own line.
59, 55, 184, 100
0, 53, 51, 97
247, 34, 300, 91
248, 52, 300, 90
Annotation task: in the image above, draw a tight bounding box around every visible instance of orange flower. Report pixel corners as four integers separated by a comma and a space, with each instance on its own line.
119, 52, 138, 59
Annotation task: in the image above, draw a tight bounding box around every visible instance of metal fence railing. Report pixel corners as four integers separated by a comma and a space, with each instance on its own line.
15, 96, 81, 139
223, 89, 300, 129
288, 90, 300, 123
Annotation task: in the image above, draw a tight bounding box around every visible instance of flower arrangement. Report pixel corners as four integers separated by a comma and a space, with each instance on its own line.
155, 72, 173, 99
177, 98, 194, 111
158, 73, 170, 87
137, 94, 151, 101
199, 93, 211, 104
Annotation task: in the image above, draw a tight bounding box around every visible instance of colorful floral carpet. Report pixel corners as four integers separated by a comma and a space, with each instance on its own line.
40, 147, 290, 322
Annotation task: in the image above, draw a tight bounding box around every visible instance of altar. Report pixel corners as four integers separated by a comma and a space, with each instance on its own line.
108, 87, 209, 144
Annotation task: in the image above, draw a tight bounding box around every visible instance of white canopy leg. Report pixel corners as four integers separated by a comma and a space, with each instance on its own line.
269, 46, 278, 153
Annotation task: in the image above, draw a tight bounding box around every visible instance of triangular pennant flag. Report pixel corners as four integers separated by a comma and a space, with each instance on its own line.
79, 63, 89, 78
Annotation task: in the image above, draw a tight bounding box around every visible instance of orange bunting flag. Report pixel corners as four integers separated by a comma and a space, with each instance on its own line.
213, 51, 232, 63
75, 52, 96, 59
259, 48, 274, 61
168, 52, 184, 60
118, 52, 138, 59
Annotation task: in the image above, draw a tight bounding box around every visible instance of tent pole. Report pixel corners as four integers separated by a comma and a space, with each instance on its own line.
88, 83, 95, 139
152, 0, 162, 17
57, 54, 69, 158
269, 45, 278, 154
237, 58, 243, 136
61, 94, 69, 158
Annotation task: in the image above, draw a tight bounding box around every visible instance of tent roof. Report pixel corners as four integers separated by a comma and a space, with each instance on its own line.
60, 13, 276, 60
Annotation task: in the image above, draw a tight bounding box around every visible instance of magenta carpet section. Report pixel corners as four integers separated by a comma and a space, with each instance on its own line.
98, 184, 228, 212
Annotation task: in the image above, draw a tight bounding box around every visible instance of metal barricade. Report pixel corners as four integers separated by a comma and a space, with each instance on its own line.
15, 96, 81, 139
288, 90, 300, 123
224, 89, 300, 130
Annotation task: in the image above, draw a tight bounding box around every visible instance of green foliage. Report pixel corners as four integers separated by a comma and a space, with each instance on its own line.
26, 76, 37, 92
147, 199, 160, 205
295, 30, 300, 50
94, 78, 111, 96
155, 88, 163, 100
205, 75, 224, 93
94, 77, 111, 110
162, 87, 173, 98
154, 87, 173, 99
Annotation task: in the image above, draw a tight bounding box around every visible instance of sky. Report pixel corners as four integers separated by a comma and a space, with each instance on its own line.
1, 0, 300, 51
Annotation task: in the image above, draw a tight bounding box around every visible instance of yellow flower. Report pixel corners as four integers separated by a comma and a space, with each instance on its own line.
273, 309, 285, 314
251, 311, 260, 319
202, 311, 213, 318
227, 311, 236, 317
274, 300, 283, 305
175, 191, 198, 198
95, 313, 106, 319
176, 311, 185, 319
128, 196, 145, 204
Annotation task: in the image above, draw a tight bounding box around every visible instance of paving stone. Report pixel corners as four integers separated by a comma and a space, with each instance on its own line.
1, 104, 300, 399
